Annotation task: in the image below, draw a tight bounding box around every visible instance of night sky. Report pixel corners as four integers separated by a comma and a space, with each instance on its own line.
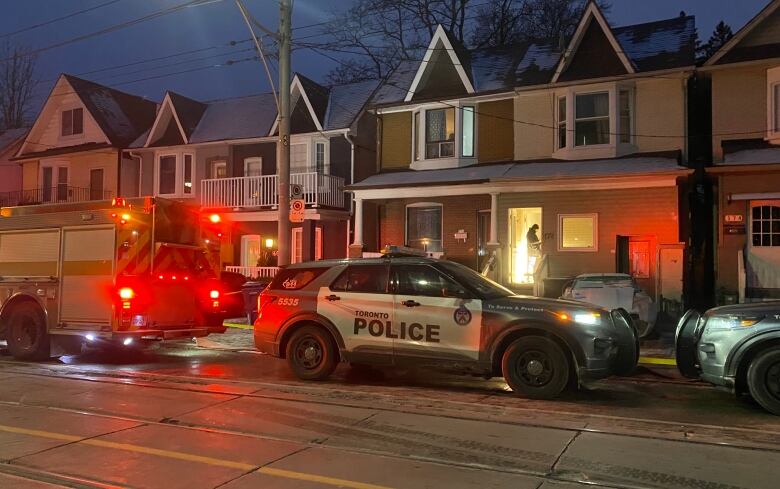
0, 0, 770, 115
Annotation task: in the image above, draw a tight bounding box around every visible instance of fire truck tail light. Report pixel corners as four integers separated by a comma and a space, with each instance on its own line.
209, 290, 220, 299
118, 287, 135, 300
209, 213, 221, 223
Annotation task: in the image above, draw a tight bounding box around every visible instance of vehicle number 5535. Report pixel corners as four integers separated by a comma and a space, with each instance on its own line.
278, 298, 299, 306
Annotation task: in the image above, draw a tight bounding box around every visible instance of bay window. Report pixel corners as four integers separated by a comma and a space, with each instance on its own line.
156, 152, 196, 197
619, 89, 632, 144
557, 97, 567, 149
768, 66, 780, 140
406, 203, 443, 252
315, 141, 327, 173
461, 106, 475, 157
425, 108, 455, 159
575, 92, 609, 146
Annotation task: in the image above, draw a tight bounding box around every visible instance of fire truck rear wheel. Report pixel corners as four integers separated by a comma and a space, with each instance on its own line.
7, 302, 50, 361
286, 325, 337, 381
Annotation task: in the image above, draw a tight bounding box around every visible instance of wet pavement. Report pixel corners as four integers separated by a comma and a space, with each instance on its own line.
0, 337, 778, 489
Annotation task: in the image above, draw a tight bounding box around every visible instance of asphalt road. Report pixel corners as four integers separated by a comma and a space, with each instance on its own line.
0, 333, 778, 489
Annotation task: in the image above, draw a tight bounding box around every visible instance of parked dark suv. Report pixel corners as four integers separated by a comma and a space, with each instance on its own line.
254, 250, 638, 399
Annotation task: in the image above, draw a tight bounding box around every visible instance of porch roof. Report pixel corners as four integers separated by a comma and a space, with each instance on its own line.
348, 155, 688, 190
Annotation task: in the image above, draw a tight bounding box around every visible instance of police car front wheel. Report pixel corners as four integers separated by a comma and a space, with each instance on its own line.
285, 326, 338, 381
501, 336, 570, 400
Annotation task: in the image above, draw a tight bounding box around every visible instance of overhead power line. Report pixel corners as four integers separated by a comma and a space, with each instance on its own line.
2, 0, 224, 62
0, 0, 125, 39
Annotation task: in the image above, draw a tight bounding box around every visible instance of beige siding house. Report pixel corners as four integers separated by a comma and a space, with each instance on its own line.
350, 3, 694, 307
702, 0, 780, 302
11, 75, 156, 206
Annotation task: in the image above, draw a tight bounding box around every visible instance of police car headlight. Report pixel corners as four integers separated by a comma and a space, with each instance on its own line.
573, 312, 601, 326
707, 315, 763, 331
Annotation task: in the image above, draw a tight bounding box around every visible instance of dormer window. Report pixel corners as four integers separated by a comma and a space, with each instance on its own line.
61, 108, 83, 137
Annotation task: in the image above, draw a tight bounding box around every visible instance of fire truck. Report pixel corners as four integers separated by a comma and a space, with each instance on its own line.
0, 197, 227, 360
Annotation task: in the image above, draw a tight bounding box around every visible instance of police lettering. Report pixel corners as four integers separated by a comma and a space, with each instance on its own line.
353, 318, 440, 343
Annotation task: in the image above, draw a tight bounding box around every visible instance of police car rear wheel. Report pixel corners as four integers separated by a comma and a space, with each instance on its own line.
502, 336, 569, 399
7, 302, 50, 361
286, 326, 337, 381
746, 347, 780, 416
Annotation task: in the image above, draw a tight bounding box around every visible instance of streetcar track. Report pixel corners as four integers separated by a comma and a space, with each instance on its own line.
0, 360, 777, 455
0, 364, 768, 489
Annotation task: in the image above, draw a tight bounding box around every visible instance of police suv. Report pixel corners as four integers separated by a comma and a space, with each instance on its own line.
677, 303, 780, 415
254, 249, 638, 399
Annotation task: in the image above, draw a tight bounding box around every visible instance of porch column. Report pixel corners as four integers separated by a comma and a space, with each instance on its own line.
488, 193, 500, 246
352, 197, 364, 247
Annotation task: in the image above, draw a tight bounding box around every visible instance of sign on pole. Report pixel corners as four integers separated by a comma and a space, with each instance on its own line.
290, 199, 305, 223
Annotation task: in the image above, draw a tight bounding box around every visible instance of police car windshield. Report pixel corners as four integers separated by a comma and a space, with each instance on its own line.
435, 261, 513, 300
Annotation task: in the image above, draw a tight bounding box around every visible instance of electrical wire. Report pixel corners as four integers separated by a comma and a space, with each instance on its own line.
0, 0, 125, 39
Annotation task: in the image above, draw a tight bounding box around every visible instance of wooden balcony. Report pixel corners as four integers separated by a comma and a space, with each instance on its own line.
200, 172, 345, 209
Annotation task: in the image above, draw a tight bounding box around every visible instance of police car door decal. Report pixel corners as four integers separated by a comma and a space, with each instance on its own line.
392, 296, 482, 361
316, 287, 395, 355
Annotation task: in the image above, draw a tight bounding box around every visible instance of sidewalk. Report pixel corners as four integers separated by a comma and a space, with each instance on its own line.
194, 320, 255, 350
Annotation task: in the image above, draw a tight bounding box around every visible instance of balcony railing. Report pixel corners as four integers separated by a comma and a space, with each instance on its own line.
200, 172, 345, 209
225, 266, 280, 280
0, 186, 113, 207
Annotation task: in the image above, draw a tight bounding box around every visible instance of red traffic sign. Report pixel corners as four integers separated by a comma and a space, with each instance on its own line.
290, 199, 305, 222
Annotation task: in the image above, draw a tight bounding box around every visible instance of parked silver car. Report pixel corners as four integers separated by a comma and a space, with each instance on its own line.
561, 274, 657, 337
676, 302, 780, 415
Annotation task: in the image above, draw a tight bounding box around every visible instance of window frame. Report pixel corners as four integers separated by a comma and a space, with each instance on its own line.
183, 153, 194, 195
154, 151, 197, 197
405, 202, 444, 253
60, 107, 84, 138
557, 96, 567, 150
425, 107, 456, 159
750, 200, 780, 248
768, 66, 780, 141
557, 213, 598, 252
574, 91, 611, 147
314, 141, 328, 174
618, 88, 634, 144
209, 160, 227, 179
461, 105, 475, 158
243, 157, 263, 177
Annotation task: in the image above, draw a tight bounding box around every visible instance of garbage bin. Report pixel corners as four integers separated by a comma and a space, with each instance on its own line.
242, 281, 268, 325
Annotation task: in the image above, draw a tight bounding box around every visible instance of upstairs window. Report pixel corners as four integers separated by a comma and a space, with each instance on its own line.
768, 66, 780, 139
158, 155, 177, 195
619, 89, 632, 144
425, 108, 455, 159
461, 106, 475, 157
557, 97, 567, 149
315, 141, 327, 173
183, 154, 193, 195
61, 108, 83, 137
575, 92, 609, 146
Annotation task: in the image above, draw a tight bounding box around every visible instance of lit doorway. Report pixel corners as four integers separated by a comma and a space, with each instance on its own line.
508, 207, 542, 284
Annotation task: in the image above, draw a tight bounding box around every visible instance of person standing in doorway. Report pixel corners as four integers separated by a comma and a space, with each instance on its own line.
526, 224, 541, 281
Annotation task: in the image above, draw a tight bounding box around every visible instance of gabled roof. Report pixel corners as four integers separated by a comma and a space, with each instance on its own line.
705, 0, 780, 66
369, 12, 696, 107
62, 74, 157, 147
404, 25, 475, 102
168, 92, 207, 140
296, 74, 330, 127
552, 1, 635, 83
189, 92, 278, 144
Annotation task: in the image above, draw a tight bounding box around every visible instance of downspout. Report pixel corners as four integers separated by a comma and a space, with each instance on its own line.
116, 149, 123, 198
344, 131, 356, 255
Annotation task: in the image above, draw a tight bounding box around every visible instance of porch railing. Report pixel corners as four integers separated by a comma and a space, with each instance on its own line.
225, 266, 280, 280
201, 172, 345, 209
0, 186, 113, 207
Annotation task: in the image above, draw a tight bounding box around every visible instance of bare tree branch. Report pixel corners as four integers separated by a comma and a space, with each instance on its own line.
0, 42, 38, 130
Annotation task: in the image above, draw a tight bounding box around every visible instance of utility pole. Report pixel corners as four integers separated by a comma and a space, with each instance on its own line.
276, 0, 292, 266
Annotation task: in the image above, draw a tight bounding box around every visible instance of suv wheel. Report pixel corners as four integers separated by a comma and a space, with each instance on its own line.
502, 336, 569, 399
746, 347, 780, 416
7, 302, 50, 361
286, 326, 337, 381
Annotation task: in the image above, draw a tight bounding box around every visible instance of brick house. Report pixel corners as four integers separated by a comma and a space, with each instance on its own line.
126, 74, 378, 274
701, 0, 780, 302
350, 3, 694, 303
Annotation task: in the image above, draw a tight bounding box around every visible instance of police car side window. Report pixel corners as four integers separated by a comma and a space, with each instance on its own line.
393, 265, 470, 298
330, 265, 389, 293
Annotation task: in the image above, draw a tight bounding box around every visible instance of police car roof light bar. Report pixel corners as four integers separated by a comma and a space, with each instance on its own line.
381, 245, 428, 258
